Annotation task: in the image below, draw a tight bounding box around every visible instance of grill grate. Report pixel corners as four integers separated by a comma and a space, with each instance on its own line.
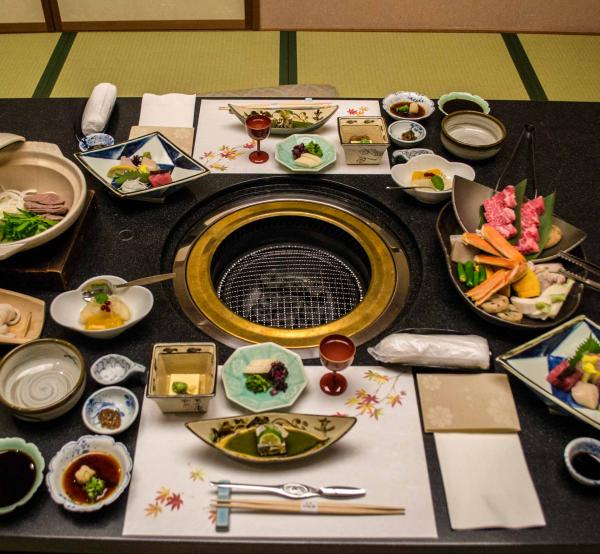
216, 244, 365, 329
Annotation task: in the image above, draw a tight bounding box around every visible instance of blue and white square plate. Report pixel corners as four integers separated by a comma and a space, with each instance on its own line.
75, 132, 209, 202
496, 315, 600, 430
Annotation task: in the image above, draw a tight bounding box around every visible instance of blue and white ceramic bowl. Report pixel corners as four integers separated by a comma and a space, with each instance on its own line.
382, 91, 435, 121
82, 386, 139, 435
496, 315, 600, 431
46, 435, 132, 512
90, 354, 145, 385
75, 131, 209, 202
388, 120, 427, 146
564, 437, 600, 487
221, 342, 308, 413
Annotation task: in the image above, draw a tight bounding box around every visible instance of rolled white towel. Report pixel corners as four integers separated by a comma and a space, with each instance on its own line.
81, 83, 117, 135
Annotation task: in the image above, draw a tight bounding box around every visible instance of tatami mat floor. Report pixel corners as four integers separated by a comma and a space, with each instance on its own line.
0, 30, 598, 101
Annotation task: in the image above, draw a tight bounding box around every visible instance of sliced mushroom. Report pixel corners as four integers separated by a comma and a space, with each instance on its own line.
480, 294, 509, 314
497, 304, 523, 323
545, 224, 562, 248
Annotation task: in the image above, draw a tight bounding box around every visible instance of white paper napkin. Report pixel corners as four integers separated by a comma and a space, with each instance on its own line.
139, 93, 196, 128
434, 433, 545, 530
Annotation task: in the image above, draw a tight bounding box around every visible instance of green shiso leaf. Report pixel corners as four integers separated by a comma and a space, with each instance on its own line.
526, 191, 556, 260
569, 334, 600, 366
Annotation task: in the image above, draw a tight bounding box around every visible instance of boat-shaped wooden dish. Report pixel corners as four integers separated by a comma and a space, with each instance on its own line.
436, 202, 584, 330
186, 412, 356, 464
228, 103, 339, 135
452, 176, 587, 262
0, 289, 45, 345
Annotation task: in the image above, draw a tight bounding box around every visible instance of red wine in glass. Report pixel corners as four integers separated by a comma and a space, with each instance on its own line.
319, 334, 356, 396
245, 114, 272, 164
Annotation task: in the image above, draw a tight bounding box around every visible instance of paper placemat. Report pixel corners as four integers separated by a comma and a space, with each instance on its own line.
417, 373, 521, 432
435, 433, 545, 530
192, 99, 391, 174
129, 126, 194, 155
123, 366, 437, 539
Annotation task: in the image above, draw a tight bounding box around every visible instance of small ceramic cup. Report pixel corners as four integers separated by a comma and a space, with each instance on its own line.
564, 437, 600, 487
90, 354, 145, 385
82, 386, 139, 435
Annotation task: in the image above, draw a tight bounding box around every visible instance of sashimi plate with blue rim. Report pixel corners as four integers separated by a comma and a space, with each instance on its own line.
496, 315, 600, 430
75, 132, 209, 202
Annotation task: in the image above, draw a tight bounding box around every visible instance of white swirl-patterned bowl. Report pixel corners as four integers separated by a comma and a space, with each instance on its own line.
0, 338, 86, 421
46, 435, 132, 512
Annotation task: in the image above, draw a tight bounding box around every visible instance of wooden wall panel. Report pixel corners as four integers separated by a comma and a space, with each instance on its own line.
258, 0, 600, 34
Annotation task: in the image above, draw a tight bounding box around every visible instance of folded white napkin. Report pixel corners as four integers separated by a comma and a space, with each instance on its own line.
434, 433, 545, 530
81, 82, 117, 135
139, 93, 196, 128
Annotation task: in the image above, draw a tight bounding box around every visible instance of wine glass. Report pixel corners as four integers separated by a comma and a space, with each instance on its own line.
245, 114, 272, 164
319, 334, 356, 396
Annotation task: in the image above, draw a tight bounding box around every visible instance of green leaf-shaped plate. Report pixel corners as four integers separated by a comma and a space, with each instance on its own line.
275, 134, 337, 173
186, 412, 357, 463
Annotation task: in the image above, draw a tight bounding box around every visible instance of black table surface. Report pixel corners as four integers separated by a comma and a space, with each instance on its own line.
0, 98, 599, 553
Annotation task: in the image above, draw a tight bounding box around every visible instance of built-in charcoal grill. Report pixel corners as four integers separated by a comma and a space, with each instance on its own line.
216, 244, 365, 329
172, 191, 411, 357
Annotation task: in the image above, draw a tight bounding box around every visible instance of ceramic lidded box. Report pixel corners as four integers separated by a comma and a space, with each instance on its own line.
147, 343, 217, 413
337, 116, 389, 165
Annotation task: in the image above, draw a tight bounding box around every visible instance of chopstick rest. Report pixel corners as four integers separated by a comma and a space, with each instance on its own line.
215, 480, 231, 532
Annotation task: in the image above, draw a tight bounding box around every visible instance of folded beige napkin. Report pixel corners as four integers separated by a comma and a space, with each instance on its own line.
434, 433, 545, 530
417, 373, 520, 432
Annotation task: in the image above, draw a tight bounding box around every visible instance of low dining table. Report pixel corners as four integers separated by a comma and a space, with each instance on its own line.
0, 97, 599, 553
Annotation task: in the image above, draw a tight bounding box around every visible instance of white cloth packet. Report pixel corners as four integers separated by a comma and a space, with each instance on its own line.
81, 82, 117, 135
139, 93, 196, 128
434, 433, 545, 530
368, 333, 490, 369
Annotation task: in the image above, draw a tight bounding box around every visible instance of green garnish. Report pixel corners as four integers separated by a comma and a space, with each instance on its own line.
172, 381, 188, 394
84, 476, 106, 502
245, 374, 271, 393
94, 293, 109, 305
0, 210, 58, 242
430, 174, 445, 191
550, 294, 566, 303
142, 152, 152, 159
395, 104, 409, 113
305, 141, 323, 158
569, 335, 600, 366
113, 170, 149, 186
535, 302, 550, 310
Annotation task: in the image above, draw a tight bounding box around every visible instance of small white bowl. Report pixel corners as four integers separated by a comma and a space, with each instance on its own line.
90, 354, 145, 385
390, 153, 475, 204
82, 386, 139, 435
46, 435, 132, 512
50, 275, 153, 339
0, 338, 86, 421
382, 91, 435, 121
388, 120, 426, 146
564, 437, 600, 487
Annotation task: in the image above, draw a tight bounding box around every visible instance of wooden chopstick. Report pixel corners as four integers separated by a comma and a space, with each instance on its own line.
211, 499, 405, 516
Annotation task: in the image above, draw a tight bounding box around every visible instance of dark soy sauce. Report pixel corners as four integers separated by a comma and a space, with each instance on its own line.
571, 452, 600, 481
62, 453, 121, 504
0, 450, 37, 507
442, 99, 484, 113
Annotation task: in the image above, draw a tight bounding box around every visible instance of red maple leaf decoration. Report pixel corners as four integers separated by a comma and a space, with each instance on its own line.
165, 492, 184, 511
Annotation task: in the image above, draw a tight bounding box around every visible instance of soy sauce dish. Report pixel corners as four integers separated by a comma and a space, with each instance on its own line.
0, 437, 45, 514
564, 437, 600, 487
46, 435, 132, 512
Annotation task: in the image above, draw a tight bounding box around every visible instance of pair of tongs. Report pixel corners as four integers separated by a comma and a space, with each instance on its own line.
558, 251, 600, 293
